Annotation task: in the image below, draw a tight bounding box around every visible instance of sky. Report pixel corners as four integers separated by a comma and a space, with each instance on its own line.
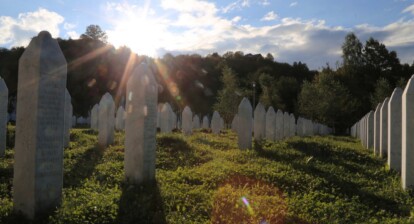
1, 0, 414, 69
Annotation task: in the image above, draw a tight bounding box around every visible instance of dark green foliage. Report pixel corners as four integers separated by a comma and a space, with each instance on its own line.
1, 127, 414, 223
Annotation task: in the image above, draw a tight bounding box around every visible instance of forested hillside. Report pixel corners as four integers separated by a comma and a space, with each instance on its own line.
0, 26, 413, 133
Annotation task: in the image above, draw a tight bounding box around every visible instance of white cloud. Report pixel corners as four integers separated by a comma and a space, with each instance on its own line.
63, 22, 76, 30
261, 11, 278, 21
66, 31, 79, 39
221, 0, 250, 13
103, 1, 414, 69
232, 16, 242, 23
290, 2, 298, 7
0, 8, 64, 47
259, 0, 270, 6
402, 3, 414, 15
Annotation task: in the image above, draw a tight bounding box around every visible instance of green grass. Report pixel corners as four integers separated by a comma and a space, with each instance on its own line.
1, 126, 414, 223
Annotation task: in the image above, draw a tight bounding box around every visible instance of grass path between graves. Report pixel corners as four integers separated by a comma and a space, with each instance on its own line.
1, 127, 414, 223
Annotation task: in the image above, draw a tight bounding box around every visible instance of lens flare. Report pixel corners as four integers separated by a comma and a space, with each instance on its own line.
240, 196, 254, 216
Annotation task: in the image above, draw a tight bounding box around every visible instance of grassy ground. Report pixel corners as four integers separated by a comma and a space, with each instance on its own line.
1, 126, 414, 223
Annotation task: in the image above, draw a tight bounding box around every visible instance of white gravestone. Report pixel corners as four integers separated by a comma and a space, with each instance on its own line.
98, 93, 115, 147
202, 115, 209, 129
193, 115, 200, 129
388, 88, 402, 171
231, 115, 238, 132
289, 113, 295, 137
283, 112, 290, 138
115, 106, 125, 131
91, 104, 99, 130
182, 106, 193, 135
211, 111, 221, 134
265, 107, 276, 141
380, 98, 389, 158
367, 111, 374, 149
254, 102, 266, 140
13, 31, 67, 218
275, 109, 284, 140
0, 78, 7, 156
237, 97, 252, 149
373, 103, 382, 156
402, 75, 414, 189
160, 103, 173, 133
125, 63, 158, 183
64, 89, 72, 147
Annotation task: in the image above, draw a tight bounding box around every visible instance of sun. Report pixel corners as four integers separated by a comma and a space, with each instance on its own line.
107, 13, 167, 57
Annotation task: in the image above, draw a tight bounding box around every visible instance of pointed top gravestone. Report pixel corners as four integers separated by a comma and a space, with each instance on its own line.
125, 63, 158, 183
265, 107, 276, 141
160, 103, 173, 133
275, 109, 283, 140
402, 75, 414, 189
13, 31, 67, 218
237, 97, 252, 149
91, 104, 99, 130
202, 115, 209, 129
182, 106, 193, 135
374, 102, 382, 156
289, 114, 295, 137
115, 106, 125, 130
0, 78, 7, 156
283, 112, 290, 138
231, 114, 239, 132
98, 93, 115, 147
193, 115, 200, 129
254, 102, 266, 141
380, 97, 390, 158
211, 111, 221, 134
64, 89, 72, 147
388, 88, 402, 172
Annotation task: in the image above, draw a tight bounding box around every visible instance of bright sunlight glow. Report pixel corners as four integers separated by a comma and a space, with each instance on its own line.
107, 10, 168, 57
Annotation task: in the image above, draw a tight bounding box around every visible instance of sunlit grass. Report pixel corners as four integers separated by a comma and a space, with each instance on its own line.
0, 127, 413, 223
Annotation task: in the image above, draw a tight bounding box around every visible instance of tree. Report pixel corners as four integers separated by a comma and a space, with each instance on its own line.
213, 66, 243, 123
299, 71, 358, 133
342, 33, 363, 68
80, 25, 108, 43
369, 77, 393, 109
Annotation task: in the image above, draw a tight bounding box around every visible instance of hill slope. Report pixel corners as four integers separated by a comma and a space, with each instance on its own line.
1, 127, 413, 223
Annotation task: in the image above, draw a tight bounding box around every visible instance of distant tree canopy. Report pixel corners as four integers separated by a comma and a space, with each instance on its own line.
0, 26, 413, 134
80, 25, 108, 43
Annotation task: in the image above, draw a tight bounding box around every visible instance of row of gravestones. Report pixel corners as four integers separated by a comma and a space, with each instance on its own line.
180, 106, 224, 135
9, 31, 158, 219
7, 31, 333, 219
350, 75, 414, 190
232, 98, 333, 149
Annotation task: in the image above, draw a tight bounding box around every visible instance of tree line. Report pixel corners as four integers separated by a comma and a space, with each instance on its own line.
0, 25, 413, 133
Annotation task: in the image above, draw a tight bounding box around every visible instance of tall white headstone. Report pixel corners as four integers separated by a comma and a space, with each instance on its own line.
182, 106, 193, 135
380, 98, 389, 158
283, 112, 290, 138
64, 89, 72, 147
115, 106, 125, 131
402, 76, 414, 189
388, 88, 402, 171
265, 107, 276, 141
160, 103, 173, 133
231, 115, 238, 132
125, 63, 158, 183
202, 115, 209, 129
91, 104, 99, 130
0, 78, 7, 156
367, 111, 374, 149
193, 115, 200, 129
238, 97, 252, 149
254, 102, 266, 140
296, 117, 303, 137
211, 111, 221, 134
13, 31, 67, 218
275, 109, 284, 140
289, 114, 295, 137
373, 103, 382, 156
98, 93, 115, 147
